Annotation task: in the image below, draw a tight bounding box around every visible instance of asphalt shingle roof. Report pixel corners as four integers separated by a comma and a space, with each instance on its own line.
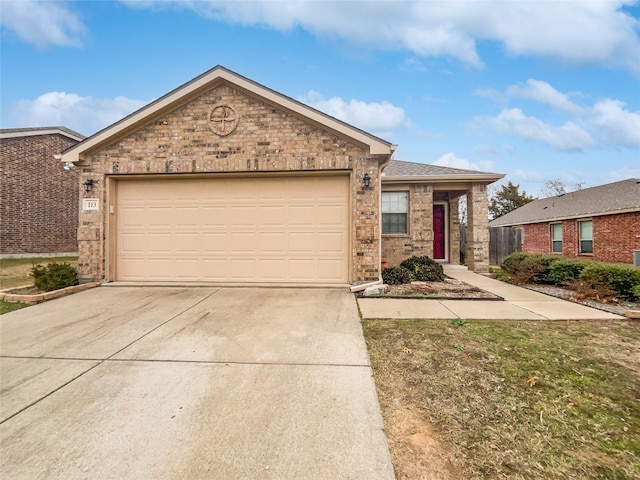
382, 159, 498, 177
0, 126, 85, 140
489, 178, 640, 226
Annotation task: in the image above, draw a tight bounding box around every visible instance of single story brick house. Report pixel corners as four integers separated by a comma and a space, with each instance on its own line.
0, 127, 84, 257
489, 178, 640, 264
60, 66, 503, 287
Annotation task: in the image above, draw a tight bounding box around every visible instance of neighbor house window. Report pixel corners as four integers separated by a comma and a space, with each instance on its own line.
382, 191, 408, 234
579, 220, 593, 254
551, 223, 563, 253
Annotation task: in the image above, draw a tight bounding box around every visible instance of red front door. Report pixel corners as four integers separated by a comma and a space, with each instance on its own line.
433, 205, 445, 259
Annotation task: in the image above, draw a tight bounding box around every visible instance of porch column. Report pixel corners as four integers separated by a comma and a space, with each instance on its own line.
448, 197, 460, 265
466, 183, 489, 272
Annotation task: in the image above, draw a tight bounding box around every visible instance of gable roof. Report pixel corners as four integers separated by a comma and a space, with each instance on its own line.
382, 159, 504, 183
61, 65, 395, 164
0, 126, 85, 142
490, 178, 640, 226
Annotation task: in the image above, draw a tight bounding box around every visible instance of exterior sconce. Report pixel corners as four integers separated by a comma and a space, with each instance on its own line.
363, 173, 372, 189
83, 179, 98, 193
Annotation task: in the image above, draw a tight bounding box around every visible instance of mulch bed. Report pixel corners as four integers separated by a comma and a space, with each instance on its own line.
364, 277, 502, 300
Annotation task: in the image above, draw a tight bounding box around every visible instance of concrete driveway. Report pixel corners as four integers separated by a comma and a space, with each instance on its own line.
1, 287, 394, 479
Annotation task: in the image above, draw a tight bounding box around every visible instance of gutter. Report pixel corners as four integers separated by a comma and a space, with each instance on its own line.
382, 173, 505, 183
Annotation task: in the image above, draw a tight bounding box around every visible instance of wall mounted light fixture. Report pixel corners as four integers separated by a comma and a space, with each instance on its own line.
83, 179, 98, 193
363, 173, 371, 189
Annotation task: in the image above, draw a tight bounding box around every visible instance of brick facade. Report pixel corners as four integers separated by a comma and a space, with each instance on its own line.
381, 184, 434, 266
1, 133, 80, 256
380, 187, 467, 268
522, 212, 640, 264
77, 82, 384, 283
466, 183, 490, 272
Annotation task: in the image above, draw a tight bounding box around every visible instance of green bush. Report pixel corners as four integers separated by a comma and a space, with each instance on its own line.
399, 256, 445, 282
382, 266, 414, 285
578, 263, 640, 302
500, 253, 557, 285
548, 259, 591, 286
30, 263, 79, 292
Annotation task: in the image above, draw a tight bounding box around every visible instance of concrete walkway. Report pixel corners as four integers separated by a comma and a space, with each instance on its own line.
358, 265, 625, 320
1, 287, 395, 479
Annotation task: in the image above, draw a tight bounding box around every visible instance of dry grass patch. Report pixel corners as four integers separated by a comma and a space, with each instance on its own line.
364, 319, 640, 480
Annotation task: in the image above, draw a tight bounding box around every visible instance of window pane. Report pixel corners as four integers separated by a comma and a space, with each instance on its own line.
382, 192, 408, 213
579, 220, 592, 240
551, 223, 562, 240
382, 213, 407, 234
552, 241, 563, 253
580, 240, 593, 254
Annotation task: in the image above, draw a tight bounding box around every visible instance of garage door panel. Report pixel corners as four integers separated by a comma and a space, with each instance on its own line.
260, 232, 286, 253
202, 232, 230, 253
289, 206, 316, 225
147, 234, 173, 254
318, 206, 345, 226
318, 259, 345, 281
146, 207, 172, 227
116, 176, 349, 283
288, 259, 316, 280
318, 232, 345, 253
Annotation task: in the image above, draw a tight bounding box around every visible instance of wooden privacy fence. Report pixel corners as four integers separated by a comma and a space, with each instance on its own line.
459, 226, 522, 266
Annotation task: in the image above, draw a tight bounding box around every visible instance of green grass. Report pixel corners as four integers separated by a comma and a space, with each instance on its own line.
364, 319, 640, 480
0, 300, 29, 315
0, 256, 78, 290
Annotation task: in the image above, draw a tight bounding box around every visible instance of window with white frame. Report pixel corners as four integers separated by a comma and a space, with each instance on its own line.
579, 220, 593, 254
551, 223, 563, 253
382, 191, 408, 234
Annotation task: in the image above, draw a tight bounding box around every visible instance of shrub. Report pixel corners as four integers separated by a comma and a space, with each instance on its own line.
399, 256, 445, 282
382, 266, 414, 285
500, 253, 557, 285
578, 263, 640, 302
30, 263, 79, 292
548, 259, 591, 286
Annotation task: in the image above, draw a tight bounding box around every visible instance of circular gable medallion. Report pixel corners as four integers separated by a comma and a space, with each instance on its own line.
209, 105, 239, 136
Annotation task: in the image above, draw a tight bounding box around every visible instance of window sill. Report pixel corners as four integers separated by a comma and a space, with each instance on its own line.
382, 233, 410, 237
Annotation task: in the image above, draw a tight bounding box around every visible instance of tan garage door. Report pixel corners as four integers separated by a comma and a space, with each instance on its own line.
115, 175, 349, 284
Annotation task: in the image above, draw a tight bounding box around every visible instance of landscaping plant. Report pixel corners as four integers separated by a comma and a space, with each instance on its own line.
30, 263, 79, 292
399, 255, 445, 282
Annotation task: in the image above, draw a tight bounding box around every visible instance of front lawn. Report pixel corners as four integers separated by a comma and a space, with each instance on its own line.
364, 318, 640, 479
0, 300, 29, 315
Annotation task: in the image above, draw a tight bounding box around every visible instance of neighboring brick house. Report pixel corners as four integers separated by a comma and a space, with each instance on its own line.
489, 178, 640, 264
0, 127, 85, 257
60, 66, 503, 286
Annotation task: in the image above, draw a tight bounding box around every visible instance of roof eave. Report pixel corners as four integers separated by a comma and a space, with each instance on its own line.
491, 206, 640, 227
1, 128, 84, 142
61, 66, 393, 164
382, 173, 505, 184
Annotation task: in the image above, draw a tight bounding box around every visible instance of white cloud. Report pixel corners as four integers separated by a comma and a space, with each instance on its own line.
9, 92, 148, 136
476, 79, 640, 150
0, 0, 86, 48
480, 108, 595, 151
121, 0, 640, 73
434, 152, 495, 172
299, 90, 409, 139
590, 99, 640, 148
506, 80, 585, 115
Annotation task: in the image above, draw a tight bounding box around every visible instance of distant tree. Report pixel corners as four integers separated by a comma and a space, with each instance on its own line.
539, 178, 586, 198
489, 181, 536, 220
458, 195, 467, 225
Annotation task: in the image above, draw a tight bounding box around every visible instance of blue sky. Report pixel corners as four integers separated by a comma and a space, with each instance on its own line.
1, 0, 639, 197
